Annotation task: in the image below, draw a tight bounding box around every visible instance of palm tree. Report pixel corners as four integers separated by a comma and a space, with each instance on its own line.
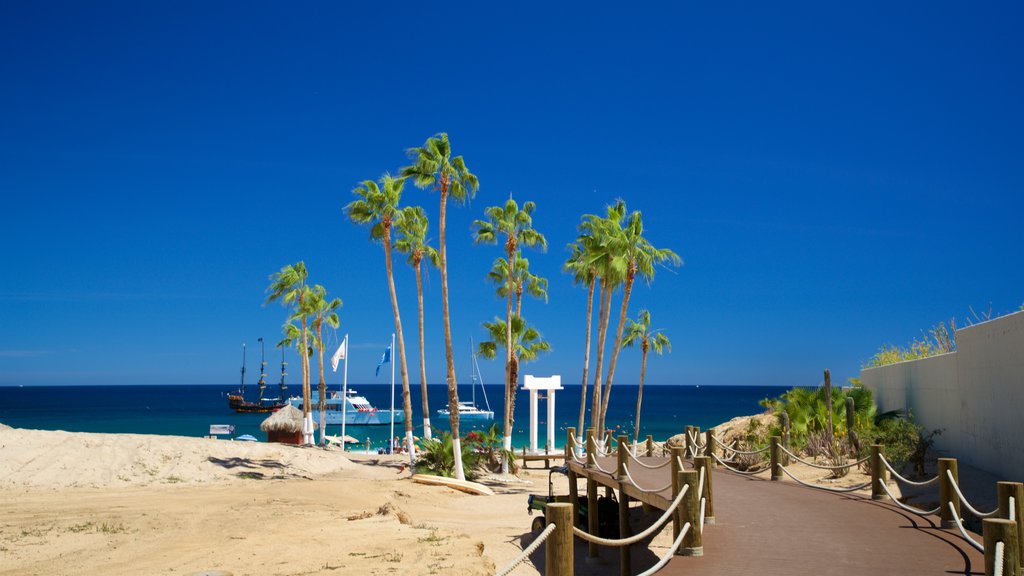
308, 284, 342, 446
596, 201, 681, 436
473, 197, 547, 473
394, 205, 440, 440
401, 133, 479, 480
266, 262, 313, 444
478, 315, 552, 398
345, 175, 416, 462
576, 206, 624, 441
487, 254, 548, 317
622, 309, 670, 445
564, 239, 598, 441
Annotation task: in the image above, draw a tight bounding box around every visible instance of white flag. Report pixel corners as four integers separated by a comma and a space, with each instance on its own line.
331, 339, 347, 372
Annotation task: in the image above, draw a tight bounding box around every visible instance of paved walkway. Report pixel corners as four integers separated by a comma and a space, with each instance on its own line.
569, 456, 985, 575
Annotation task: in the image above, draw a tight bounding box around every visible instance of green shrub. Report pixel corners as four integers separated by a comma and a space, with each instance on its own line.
415, 432, 483, 479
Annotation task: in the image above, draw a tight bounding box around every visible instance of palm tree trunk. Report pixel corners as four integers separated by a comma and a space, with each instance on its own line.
577, 277, 595, 440
633, 344, 648, 445
502, 246, 515, 473
383, 226, 416, 463
600, 272, 635, 433
515, 288, 523, 318
439, 187, 464, 480
301, 315, 312, 445
415, 261, 431, 440
591, 281, 611, 439
317, 323, 326, 446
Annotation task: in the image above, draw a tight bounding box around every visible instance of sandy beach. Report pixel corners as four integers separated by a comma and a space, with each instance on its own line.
0, 418, 884, 576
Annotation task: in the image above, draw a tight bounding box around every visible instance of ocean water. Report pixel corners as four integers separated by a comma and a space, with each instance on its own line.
0, 384, 788, 452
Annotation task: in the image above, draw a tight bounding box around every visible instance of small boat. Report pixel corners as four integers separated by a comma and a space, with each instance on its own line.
288, 389, 404, 426
437, 338, 494, 420
227, 340, 288, 413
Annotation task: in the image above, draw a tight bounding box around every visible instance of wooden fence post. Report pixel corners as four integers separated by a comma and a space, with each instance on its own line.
770, 436, 782, 481
871, 445, 888, 500
671, 446, 685, 540
780, 411, 790, 452
984, 518, 1020, 576
545, 502, 574, 576
618, 480, 631, 576
694, 455, 715, 525
587, 473, 599, 558
586, 427, 596, 469
680, 469, 703, 556
939, 458, 960, 528
646, 434, 654, 457
617, 435, 628, 481
998, 481, 1024, 573
705, 429, 716, 467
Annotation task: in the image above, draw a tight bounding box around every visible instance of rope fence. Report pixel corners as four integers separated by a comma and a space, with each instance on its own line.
711, 452, 771, 475
719, 443, 770, 456
994, 541, 1005, 576
947, 501, 985, 554
494, 522, 557, 576
625, 449, 673, 470
572, 484, 690, 547
879, 454, 940, 487
945, 469, 999, 519
779, 444, 870, 471
622, 463, 674, 494
878, 479, 942, 516
635, 523, 692, 576
778, 466, 872, 493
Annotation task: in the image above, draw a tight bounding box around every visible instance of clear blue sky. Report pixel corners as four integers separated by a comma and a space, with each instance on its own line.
1, 2, 1021, 388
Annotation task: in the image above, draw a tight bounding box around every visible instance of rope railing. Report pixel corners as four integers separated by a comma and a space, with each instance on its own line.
635, 523, 691, 576
945, 469, 999, 519
994, 541, 1005, 576
1011, 496, 1016, 522
879, 454, 940, 487
572, 484, 690, 546
494, 521, 557, 576
778, 444, 870, 471
592, 456, 617, 475
778, 465, 872, 493
946, 501, 985, 553
699, 497, 706, 532
697, 466, 705, 501
625, 449, 673, 470
719, 443, 770, 456
622, 463, 675, 494
878, 479, 941, 516
711, 452, 771, 476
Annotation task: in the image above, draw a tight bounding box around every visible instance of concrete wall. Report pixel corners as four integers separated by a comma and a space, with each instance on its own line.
861, 311, 1024, 481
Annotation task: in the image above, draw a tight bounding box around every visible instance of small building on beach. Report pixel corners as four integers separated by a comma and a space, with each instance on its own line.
259, 404, 315, 445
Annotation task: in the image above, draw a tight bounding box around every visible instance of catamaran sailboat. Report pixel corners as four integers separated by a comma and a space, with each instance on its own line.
437, 338, 494, 420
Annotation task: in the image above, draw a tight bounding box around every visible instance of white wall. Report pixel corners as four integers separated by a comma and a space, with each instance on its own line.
861, 311, 1024, 481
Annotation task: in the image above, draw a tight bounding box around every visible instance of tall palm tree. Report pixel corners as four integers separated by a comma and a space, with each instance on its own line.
622, 309, 670, 445
401, 133, 479, 480
564, 240, 598, 439
345, 175, 416, 462
478, 315, 552, 395
473, 197, 547, 473
597, 202, 681, 436
394, 205, 440, 440
576, 205, 624, 441
487, 254, 548, 317
308, 284, 342, 446
266, 262, 313, 444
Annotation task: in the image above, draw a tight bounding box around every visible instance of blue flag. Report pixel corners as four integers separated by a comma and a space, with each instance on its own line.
375, 345, 391, 377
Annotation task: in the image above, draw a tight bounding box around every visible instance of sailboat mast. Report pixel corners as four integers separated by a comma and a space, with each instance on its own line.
240, 343, 246, 394
470, 337, 476, 406
279, 347, 287, 397
257, 337, 266, 402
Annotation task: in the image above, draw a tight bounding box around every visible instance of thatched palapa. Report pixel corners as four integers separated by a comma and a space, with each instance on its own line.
260, 404, 315, 445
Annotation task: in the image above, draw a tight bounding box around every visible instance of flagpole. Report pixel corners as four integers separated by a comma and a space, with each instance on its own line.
341, 334, 349, 452
389, 333, 396, 453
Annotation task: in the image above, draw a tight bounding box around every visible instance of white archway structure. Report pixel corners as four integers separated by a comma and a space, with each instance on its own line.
523, 375, 563, 453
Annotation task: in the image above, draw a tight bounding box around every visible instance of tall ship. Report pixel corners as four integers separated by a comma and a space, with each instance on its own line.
288, 389, 404, 425
437, 338, 494, 420
227, 339, 288, 413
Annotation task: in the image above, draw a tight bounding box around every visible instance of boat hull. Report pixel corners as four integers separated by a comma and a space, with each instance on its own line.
288, 393, 405, 426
